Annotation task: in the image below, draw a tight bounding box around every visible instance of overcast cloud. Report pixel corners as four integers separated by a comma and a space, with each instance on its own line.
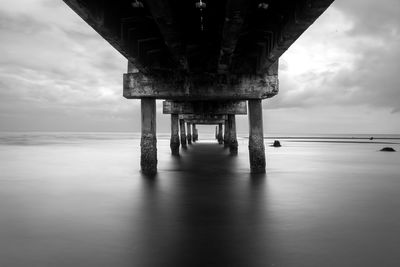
0, 0, 399, 134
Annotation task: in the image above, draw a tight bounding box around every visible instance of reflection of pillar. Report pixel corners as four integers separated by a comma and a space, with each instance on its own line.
193, 124, 198, 142
248, 100, 265, 173
141, 98, 157, 175
217, 123, 223, 144
224, 119, 229, 147
215, 126, 218, 139
228, 114, 238, 155
180, 119, 187, 148
187, 123, 192, 144
170, 114, 180, 155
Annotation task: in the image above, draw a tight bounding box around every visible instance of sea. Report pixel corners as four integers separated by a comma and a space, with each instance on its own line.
0, 132, 399, 267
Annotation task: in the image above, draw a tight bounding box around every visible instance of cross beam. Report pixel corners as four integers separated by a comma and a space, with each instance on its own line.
179, 114, 227, 121
185, 120, 226, 125
218, 0, 249, 72
123, 72, 278, 100
163, 100, 247, 115
144, 0, 187, 70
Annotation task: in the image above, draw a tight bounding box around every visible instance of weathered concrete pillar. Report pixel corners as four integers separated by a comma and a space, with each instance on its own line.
192, 124, 198, 142
170, 114, 180, 155
187, 123, 192, 144
228, 114, 238, 155
217, 123, 223, 144
179, 119, 187, 148
248, 100, 266, 173
141, 98, 157, 175
224, 119, 230, 147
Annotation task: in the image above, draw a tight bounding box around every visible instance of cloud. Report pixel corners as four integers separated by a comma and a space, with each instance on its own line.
0, 0, 142, 131
267, 0, 400, 115
0, 0, 399, 133
336, 0, 400, 37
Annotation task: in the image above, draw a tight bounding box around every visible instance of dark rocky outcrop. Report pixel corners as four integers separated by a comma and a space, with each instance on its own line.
380, 147, 396, 152
272, 140, 281, 147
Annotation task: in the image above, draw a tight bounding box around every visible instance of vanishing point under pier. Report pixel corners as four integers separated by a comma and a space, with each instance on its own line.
63, 0, 335, 174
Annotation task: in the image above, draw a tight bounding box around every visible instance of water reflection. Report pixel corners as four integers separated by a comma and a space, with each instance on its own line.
2, 136, 400, 266
134, 143, 273, 266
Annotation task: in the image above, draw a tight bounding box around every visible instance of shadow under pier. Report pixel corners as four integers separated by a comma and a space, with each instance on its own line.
136, 141, 271, 266
176, 142, 238, 174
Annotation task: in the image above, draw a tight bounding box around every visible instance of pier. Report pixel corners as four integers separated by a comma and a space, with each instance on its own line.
63, 0, 334, 174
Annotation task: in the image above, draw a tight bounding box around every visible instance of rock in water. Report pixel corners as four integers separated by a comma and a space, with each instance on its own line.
273, 140, 281, 147
380, 147, 396, 152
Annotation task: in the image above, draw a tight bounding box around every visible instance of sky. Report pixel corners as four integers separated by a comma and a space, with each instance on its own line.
0, 0, 399, 134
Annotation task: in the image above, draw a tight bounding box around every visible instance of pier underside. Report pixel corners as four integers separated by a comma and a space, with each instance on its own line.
63, 0, 334, 174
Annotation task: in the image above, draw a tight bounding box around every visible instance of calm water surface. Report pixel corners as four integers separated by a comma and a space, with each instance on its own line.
0, 132, 399, 266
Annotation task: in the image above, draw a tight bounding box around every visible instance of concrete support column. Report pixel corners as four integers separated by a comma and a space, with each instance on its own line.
141, 98, 157, 175
170, 114, 180, 155
217, 123, 223, 144
248, 99, 266, 173
179, 119, 187, 148
193, 124, 198, 142
228, 114, 238, 155
187, 123, 192, 144
224, 119, 230, 147
215, 126, 218, 139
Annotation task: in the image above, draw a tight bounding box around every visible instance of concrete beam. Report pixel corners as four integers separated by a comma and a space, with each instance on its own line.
123, 72, 278, 100
218, 0, 249, 72
179, 119, 187, 148
185, 120, 226, 125
228, 114, 238, 154
141, 98, 157, 175
144, 0, 187, 70
217, 123, 223, 144
163, 100, 247, 115
224, 119, 229, 147
170, 114, 180, 155
192, 124, 198, 142
248, 99, 265, 173
187, 122, 192, 144
179, 114, 227, 121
